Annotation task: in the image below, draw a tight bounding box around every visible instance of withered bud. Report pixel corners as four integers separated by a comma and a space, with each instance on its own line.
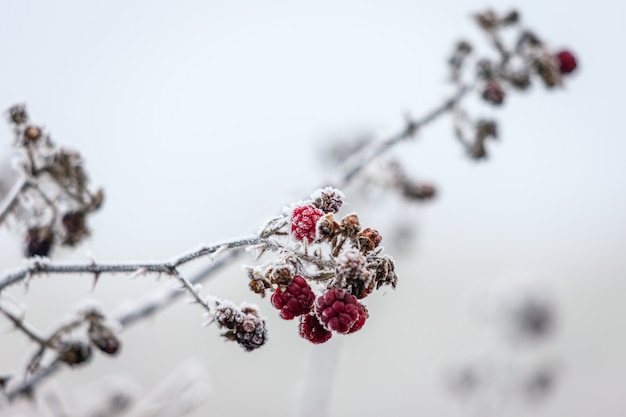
90, 189, 105, 211
60, 341, 92, 366
62, 211, 89, 246
88, 324, 121, 355
476, 119, 498, 141
401, 182, 437, 201
7, 104, 28, 125
500, 10, 520, 25
476, 59, 495, 80
508, 71, 531, 90
316, 213, 341, 241
467, 140, 488, 160
535, 57, 561, 88
357, 228, 382, 253
25, 226, 54, 258
474, 10, 497, 31
482, 81, 505, 105
23, 125, 43, 144
518, 30, 542, 48
311, 187, 344, 213
269, 265, 295, 286
369, 255, 398, 290
340, 213, 361, 237
248, 277, 271, 297
456, 40, 472, 54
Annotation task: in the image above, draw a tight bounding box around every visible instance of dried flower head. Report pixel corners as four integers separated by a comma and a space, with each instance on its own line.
7, 104, 28, 125
311, 187, 344, 214
335, 248, 374, 299
357, 228, 382, 253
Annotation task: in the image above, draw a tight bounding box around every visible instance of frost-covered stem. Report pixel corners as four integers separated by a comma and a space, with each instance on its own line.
116, 248, 241, 327
0, 236, 265, 292
336, 84, 472, 187
0, 304, 48, 347
0, 176, 30, 226
171, 268, 214, 317
4, 358, 62, 402
2, 250, 240, 404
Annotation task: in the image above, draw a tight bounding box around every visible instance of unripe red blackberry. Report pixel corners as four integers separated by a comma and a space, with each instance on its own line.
25, 226, 54, 257
270, 275, 315, 320
291, 205, 324, 243
555, 50, 577, 74
299, 313, 333, 344
315, 288, 360, 334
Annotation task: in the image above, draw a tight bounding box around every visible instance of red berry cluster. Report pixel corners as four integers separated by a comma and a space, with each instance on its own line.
298, 288, 368, 344
270, 278, 368, 344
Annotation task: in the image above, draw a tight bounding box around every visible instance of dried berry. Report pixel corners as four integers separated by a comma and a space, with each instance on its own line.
23, 125, 43, 144
291, 205, 324, 243
299, 313, 333, 344
482, 81, 505, 105
311, 187, 344, 214
7, 104, 28, 125
401, 183, 437, 201
555, 50, 577, 74
315, 288, 360, 334
59, 341, 92, 366
62, 211, 88, 245
357, 228, 382, 253
270, 275, 315, 320
88, 324, 121, 355
25, 226, 54, 257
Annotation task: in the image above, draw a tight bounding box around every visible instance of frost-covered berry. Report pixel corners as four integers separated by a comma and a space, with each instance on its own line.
347, 302, 368, 334
299, 313, 333, 344
214, 302, 268, 351
311, 187, 344, 214
555, 50, 577, 74
335, 248, 374, 299
315, 288, 360, 334
25, 226, 54, 257
270, 276, 315, 320
291, 204, 324, 243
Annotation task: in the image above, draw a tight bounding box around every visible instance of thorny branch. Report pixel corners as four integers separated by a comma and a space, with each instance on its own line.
0, 7, 579, 409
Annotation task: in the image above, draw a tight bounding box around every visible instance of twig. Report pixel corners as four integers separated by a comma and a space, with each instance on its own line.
0, 176, 30, 225
0, 236, 265, 292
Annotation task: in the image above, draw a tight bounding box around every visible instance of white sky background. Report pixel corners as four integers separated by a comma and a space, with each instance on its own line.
1, 1, 626, 416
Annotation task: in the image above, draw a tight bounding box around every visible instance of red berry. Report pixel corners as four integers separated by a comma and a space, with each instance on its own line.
347, 302, 368, 334
482, 81, 505, 105
555, 50, 577, 74
299, 313, 333, 344
315, 288, 360, 334
291, 205, 324, 243
270, 276, 315, 320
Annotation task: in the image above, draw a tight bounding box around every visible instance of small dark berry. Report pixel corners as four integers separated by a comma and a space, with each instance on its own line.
89, 325, 121, 355
25, 226, 54, 257
62, 211, 88, 245
482, 81, 505, 105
